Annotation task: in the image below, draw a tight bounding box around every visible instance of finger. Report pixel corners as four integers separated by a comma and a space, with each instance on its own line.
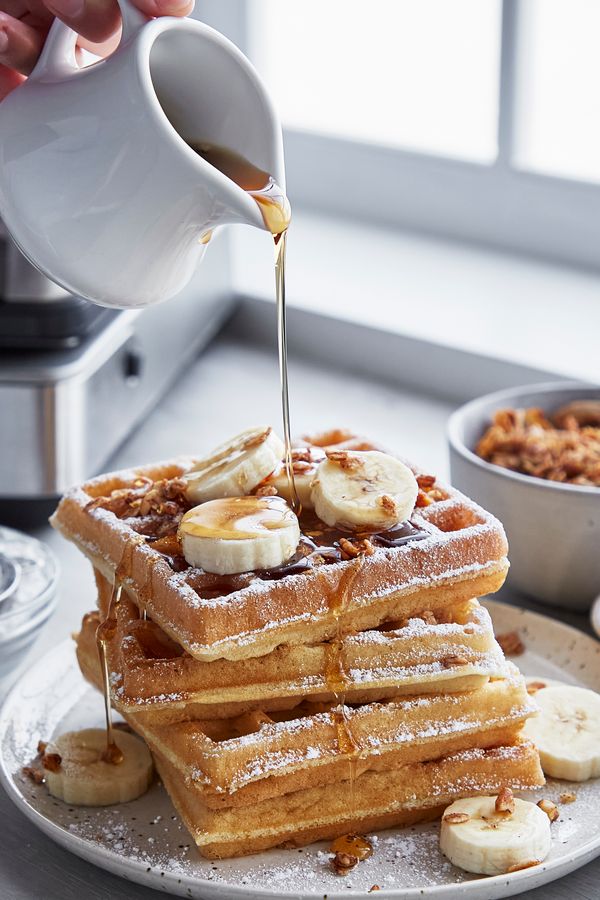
0, 11, 44, 75
77, 28, 120, 56
131, 0, 193, 17
43, 0, 121, 44
0, 61, 26, 100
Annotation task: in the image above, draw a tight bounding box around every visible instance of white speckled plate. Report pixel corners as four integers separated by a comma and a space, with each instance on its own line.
1, 599, 600, 900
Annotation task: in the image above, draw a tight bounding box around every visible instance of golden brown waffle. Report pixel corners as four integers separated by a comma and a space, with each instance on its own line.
77, 574, 506, 719
78, 633, 536, 805
51, 435, 509, 662
129, 666, 535, 799
154, 739, 544, 858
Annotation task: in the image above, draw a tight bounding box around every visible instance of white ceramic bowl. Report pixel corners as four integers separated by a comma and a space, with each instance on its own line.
448, 382, 600, 611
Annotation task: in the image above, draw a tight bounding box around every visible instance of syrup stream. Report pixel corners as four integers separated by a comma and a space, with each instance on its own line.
96, 582, 124, 765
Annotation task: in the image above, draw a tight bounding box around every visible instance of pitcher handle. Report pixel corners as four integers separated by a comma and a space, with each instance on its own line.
29, 0, 148, 80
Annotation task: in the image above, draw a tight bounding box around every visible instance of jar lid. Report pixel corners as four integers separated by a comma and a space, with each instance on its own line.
0, 526, 59, 637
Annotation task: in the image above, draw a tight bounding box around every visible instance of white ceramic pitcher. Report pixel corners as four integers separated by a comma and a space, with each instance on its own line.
0, 0, 285, 308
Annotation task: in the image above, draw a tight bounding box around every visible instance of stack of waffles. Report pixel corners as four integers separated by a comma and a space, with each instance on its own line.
51, 430, 543, 859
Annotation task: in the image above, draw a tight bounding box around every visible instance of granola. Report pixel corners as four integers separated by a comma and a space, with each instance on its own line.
476, 403, 600, 486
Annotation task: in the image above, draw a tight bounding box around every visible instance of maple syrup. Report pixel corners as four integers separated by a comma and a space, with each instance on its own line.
95, 582, 124, 765
330, 833, 373, 860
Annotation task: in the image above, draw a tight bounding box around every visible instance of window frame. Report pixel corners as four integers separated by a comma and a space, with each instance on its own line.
199, 0, 600, 272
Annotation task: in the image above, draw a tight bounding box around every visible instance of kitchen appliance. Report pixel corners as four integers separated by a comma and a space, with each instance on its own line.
0, 229, 235, 508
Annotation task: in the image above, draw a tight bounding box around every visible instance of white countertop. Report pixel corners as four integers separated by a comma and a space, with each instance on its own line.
1, 335, 598, 900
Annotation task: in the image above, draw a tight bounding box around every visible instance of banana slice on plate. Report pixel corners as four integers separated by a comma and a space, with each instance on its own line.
263, 446, 326, 510
179, 495, 300, 575
43, 728, 153, 806
523, 684, 600, 781
183, 427, 284, 503
440, 795, 551, 875
311, 450, 418, 531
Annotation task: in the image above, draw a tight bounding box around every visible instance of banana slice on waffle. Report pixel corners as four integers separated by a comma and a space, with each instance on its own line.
440, 794, 552, 875
183, 427, 284, 503
43, 729, 153, 806
523, 684, 600, 781
311, 449, 418, 531
179, 495, 300, 575
263, 446, 326, 510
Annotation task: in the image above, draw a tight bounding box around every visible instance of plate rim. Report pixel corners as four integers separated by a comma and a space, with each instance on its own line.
1, 599, 600, 900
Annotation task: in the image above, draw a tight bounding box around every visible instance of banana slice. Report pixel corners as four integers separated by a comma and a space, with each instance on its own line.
262, 446, 326, 510
440, 795, 551, 875
311, 450, 418, 531
43, 728, 153, 806
183, 427, 284, 503
523, 685, 600, 781
179, 495, 300, 575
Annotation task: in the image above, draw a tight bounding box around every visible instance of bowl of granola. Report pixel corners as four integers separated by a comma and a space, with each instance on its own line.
448, 381, 600, 610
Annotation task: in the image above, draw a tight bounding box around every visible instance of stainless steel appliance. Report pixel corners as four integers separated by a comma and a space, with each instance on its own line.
0, 228, 234, 503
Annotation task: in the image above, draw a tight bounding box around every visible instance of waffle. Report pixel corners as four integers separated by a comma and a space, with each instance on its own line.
154, 739, 544, 858
76, 573, 506, 719
77, 631, 535, 805
51, 437, 509, 662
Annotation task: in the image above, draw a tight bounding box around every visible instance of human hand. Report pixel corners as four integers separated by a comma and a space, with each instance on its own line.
0, 0, 194, 100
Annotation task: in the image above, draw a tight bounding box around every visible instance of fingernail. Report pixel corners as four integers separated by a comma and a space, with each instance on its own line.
154, 0, 191, 11
46, 0, 85, 19
0, 28, 8, 55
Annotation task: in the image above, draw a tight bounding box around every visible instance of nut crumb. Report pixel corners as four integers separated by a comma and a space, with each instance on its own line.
255, 484, 278, 497
415, 490, 432, 507
496, 631, 525, 656
526, 680, 548, 694
507, 860, 541, 873
41, 752, 62, 773
443, 812, 470, 824
537, 798, 559, 822
379, 494, 396, 511
416, 474, 436, 489
369, 887, 381, 893
339, 537, 375, 559
560, 792, 577, 804
442, 654, 469, 668
331, 851, 359, 874
36, 740, 47, 756
22, 765, 44, 784
495, 786, 515, 815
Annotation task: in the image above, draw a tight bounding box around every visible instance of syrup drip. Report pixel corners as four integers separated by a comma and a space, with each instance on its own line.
326, 563, 364, 817
330, 833, 373, 860
95, 582, 124, 765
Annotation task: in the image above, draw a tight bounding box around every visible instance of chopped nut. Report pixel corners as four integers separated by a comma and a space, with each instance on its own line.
368, 887, 381, 893
22, 765, 44, 784
255, 484, 278, 497
526, 681, 548, 695
417, 474, 436, 490
379, 494, 396, 511
415, 490, 432, 507
338, 537, 375, 559
427, 488, 447, 501
326, 450, 360, 470
442, 654, 469, 668
537, 799, 559, 822
495, 786, 515, 815
291, 459, 312, 473
421, 609, 437, 625
496, 631, 525, 657
36, 740, 47, 756
41, 752, 62, 773
443, 812, 470, 824
560, 792, 577, 804
507, 860, 541, 873
331, 851, 359, 874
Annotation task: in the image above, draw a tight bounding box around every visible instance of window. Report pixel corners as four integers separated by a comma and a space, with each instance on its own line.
514, 0, 600, 183
198, 0, 600, 271
249, 0, 501, 163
